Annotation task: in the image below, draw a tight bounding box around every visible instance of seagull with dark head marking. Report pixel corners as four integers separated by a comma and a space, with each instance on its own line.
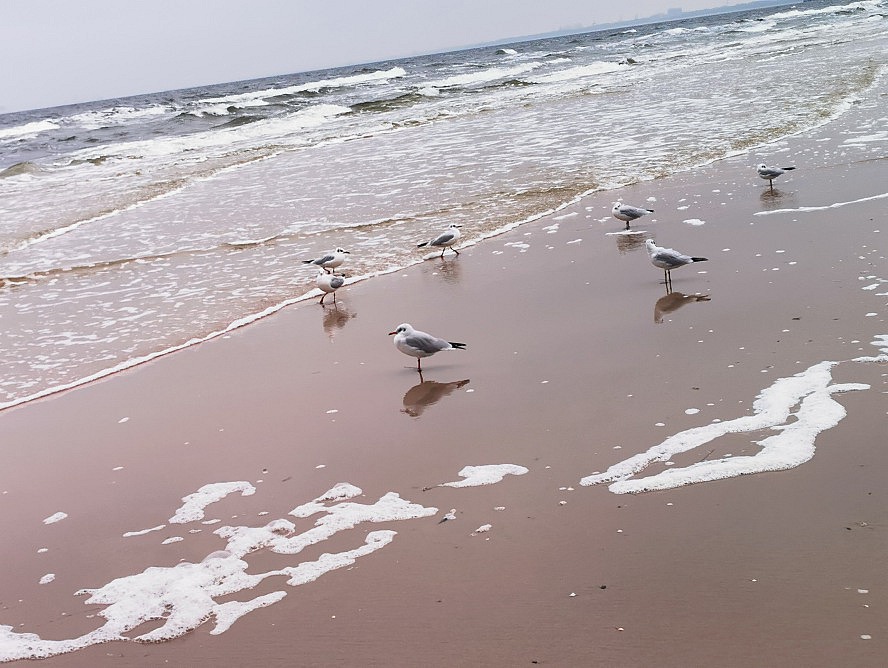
388, 323, 466, 371
645, 238, 708, 288
316, 270, 344, 305
302, 247, 350, 273
757, 163, 796, 190
418, 224, 462, 257
612, 202, 654, 229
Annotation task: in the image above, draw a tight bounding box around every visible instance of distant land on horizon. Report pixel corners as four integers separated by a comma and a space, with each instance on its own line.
475, 0, 802, 48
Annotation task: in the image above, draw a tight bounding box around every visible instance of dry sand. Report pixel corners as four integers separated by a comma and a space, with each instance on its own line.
2, 102, 887, 667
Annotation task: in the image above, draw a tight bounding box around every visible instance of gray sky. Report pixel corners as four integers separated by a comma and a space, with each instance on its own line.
1, 0, 743, 114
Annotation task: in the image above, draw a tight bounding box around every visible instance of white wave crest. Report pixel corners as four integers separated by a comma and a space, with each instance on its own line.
0, 119, 59, 141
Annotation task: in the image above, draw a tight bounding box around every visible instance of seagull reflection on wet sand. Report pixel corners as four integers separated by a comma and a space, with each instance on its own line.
654, 291, 711, 323
610, 231, 648, 255
401, 378, 470, 417
759, 188, 798, 211
422, 256, 463, 284
320, 302, 357, 340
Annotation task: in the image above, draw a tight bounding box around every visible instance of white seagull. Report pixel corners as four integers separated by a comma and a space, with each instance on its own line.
302, 247, 350, 273
612, 202, 654, 228
418, 224, 462, 257
756, 163, 796, 189
645, 239, 708, 287
316, 270, 345, 305
388, 323, 466, 371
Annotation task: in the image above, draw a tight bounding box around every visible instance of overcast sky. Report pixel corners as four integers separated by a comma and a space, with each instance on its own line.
1, 0, 744, 114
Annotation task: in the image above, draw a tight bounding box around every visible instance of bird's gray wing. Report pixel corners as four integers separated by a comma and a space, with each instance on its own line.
405, 333, 448, 354
621, 206, 648, 218
314, 254, 335, 264
654, 249, 691, 268
431, 232, 456, 246
330, 276, 345, 288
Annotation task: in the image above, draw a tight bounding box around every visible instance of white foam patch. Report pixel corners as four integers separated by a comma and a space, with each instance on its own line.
169, 481, 256, 524
581, 361, 868, 494
440, 464, 529, 488
0, 484, 436, 662
38, 574, 55, 585
854, 335, 888, 362
42, 512, 67, 525
123, 525, 165, 538
753, 191, 888, 216
683, 218, 706, 226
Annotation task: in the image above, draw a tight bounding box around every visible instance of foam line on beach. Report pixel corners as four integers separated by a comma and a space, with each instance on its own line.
753, 190, 888, 217
580, 360, 869, 494
0, 267, 375, 412
0, 484, 436, 662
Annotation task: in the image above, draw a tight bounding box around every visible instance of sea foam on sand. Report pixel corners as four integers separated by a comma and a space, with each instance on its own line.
0, 483, 436, 662
440, 464, 529, 488
581, 360, 869, 494
0, 464, 540, 661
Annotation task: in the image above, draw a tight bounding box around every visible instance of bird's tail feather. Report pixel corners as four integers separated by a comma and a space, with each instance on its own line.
783, 166, 796, 171
417, 242, 429, 248
691, 257, 708, 263
449, 342, 467, 350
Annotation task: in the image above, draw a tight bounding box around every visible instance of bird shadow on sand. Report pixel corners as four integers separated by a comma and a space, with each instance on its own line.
420, 255, 463, 284
609, 230, 648, 254
759, 188, 798, 211
654, 291, 711, 324
401, 378, 470, 417
319, 301, 357, 340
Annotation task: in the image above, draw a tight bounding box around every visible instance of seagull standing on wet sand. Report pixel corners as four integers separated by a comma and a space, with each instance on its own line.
612, 202, 654, 229
645, 239, 708, 288
389, 323, 466, 371
418, 224, 462, 257
302, 248, 350, 273
316, 270, 344, 305
757, 163, 796, 190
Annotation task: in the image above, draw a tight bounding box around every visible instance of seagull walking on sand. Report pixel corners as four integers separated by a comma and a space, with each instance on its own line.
302, 248, 350, 273
645, 238, 708, 288
389, 323, 466, 371
418, 224, 462, 257
612, 202, 654, 229
316, 270, 344, 305
757, 163, 796, 190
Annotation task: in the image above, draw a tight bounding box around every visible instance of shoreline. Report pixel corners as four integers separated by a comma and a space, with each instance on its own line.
2, 75, 888, 666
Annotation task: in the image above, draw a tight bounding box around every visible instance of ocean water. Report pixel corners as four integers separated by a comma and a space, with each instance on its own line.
1, 0, 887, 409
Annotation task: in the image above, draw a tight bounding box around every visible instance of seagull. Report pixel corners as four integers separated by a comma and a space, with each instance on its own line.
388, 323, 466, 371
316, 270, 345, 305
418, 224, 462, 257
756, 163, 796, 190
645, 239, 708, 288
612, 202, 654, 229
302, 248, 350, 273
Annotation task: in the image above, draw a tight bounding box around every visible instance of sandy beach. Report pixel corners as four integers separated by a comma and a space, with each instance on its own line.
3, 79, 888, 666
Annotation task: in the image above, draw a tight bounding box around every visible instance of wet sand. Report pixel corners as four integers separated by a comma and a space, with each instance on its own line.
2, 101, 888, 666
